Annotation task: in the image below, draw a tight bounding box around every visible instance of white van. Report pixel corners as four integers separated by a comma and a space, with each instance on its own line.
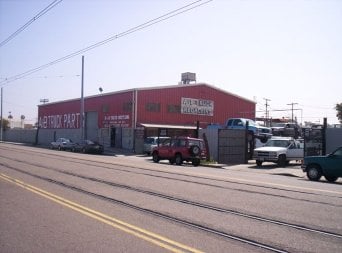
143, 136, 170, 155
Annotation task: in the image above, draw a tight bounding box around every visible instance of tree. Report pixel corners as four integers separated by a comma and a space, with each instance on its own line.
1, 118, 10, 130
336, 103, 342, 123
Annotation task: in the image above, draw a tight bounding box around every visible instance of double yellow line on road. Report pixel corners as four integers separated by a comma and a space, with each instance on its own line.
0, 173, 203, 253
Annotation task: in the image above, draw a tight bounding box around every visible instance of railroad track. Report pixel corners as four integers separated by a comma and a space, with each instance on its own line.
1, 147, 341, 207
1, 162, 289, 253
2, 158, 342, 252
1, 145, 342, 252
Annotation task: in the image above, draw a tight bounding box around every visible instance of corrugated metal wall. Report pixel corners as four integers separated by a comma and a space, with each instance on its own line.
137, 84, 255, 128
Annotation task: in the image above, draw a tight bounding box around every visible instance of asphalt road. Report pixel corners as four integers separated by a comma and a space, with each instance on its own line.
1, 143, 341, 253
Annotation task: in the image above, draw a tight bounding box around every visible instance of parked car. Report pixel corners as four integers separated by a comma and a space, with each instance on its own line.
152, 136, 207, 166
143, 136, 170, 155
301, 146, 342, 182
73, 140, 104, 154
50, 138, 75, 151
253, 137, 304, 167
225, 118, 272, 142
271, 122, 301, 138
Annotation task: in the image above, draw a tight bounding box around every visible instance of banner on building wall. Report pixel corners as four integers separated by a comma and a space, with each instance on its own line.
103, 114, 130, 128
181, 97, 214, 116
39, 113, 81, 129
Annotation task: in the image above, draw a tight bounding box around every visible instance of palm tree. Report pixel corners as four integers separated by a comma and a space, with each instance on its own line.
336, 103, 342, 123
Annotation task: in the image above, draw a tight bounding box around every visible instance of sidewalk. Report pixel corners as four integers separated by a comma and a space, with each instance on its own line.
103, 147, 304, 178
103, 147, 135, 156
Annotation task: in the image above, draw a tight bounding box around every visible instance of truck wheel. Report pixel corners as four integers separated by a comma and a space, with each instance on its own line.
152, 152, 160, 163
192, 158, 200, 167
277, 154, 287, 167
306, 165, 322, 181
324, 175, 338, 182
175, 154, 183, 165
256, 160, 263, 166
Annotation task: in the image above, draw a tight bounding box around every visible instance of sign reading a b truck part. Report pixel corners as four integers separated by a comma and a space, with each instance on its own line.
181, 97, 214, 116
39, 113, 81, 129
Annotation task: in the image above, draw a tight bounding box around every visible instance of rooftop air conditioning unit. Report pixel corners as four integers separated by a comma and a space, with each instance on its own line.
181, 72, 196, 84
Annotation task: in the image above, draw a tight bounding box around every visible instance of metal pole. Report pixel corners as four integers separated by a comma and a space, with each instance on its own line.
0, 87, 3, 141
287, 102, 298, 122
322, 117, 327, 155
81, 56, 85, 140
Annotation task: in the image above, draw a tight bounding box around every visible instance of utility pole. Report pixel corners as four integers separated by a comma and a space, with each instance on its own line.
81, 56, 85, 140
263, 98, 271, 126
287, 102, 298, 122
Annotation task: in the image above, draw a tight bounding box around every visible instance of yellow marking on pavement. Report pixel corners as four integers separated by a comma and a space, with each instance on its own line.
0, 173, 204, 253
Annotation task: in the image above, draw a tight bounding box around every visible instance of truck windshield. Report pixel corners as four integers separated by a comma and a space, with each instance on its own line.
265, 140, 290, 148
244, 119, 256, 127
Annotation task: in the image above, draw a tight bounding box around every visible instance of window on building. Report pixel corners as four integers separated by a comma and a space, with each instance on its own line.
102, 104, 109, 113
123, 102, 132, 112
167, 104, 181, 113
146, 103, 160, 112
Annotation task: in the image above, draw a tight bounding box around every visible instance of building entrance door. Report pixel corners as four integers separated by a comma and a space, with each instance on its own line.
111, 127, 116, 147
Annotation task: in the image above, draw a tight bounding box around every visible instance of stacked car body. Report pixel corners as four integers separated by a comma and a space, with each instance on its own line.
226, 118, 272, 141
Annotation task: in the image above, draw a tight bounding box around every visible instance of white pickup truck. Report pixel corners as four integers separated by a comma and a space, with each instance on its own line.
253, 137, 304, 167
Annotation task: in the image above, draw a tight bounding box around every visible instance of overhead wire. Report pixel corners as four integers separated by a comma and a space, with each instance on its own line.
0, 0, 63, 48
0, 0, 213, 86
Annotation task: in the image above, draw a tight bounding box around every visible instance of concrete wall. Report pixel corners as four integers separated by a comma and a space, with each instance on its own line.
3, 127, 341, 161
122, 128, 134, 150
3, 129, 37, 144
37, 128, 82, 145
134, 129, 145, 153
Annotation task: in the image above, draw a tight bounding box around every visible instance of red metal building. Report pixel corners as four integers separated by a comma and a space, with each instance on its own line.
38, 83, 255, 149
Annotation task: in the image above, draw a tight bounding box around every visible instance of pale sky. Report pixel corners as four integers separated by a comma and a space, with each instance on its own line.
0, 0, 341, 125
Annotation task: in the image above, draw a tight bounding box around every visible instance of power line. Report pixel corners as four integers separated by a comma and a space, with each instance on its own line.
15, 74, 80, 80
0, 0, 213, 86
0, 0, 63, 48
